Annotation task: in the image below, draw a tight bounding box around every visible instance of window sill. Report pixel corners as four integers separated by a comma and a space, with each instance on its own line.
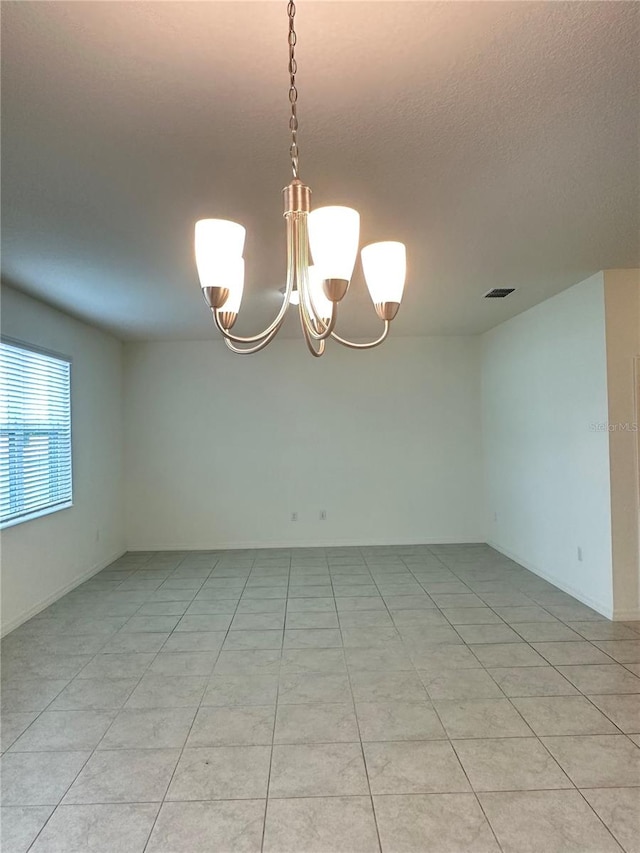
1, 501, 73, 531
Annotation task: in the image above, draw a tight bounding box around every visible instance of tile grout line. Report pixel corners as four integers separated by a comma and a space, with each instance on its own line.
336, 546, 384, 853
138, 550, 248, 853
259, 550, 292, 853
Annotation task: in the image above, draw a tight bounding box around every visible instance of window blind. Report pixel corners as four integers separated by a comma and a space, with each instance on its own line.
0, 340, 72, 526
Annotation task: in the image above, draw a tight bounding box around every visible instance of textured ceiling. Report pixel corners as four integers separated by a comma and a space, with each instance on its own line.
1, 1, 638, 340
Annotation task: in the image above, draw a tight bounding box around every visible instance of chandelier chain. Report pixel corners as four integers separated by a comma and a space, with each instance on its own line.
288, 0, 299, 178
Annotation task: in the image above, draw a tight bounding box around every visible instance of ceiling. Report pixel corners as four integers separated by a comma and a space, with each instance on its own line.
2, 1, 638, 340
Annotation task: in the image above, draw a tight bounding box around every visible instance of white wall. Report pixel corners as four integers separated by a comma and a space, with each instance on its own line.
482, 273, 615, 616
1, 286, 125, 633
124, 336, 484, 549
604, 269, 640, 619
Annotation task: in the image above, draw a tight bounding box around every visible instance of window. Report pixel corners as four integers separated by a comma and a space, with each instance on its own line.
0, 339, 72, 527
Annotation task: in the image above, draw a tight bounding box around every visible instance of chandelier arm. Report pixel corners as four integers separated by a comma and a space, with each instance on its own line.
301, 325, 326, 358
211, 308, 286, 344
221, 322, 283, 354
330, 320, 391, 350
298, 299, 325, 357
299, 292, 337, 340
210, 213, 298, 344
296, 223, 338, 341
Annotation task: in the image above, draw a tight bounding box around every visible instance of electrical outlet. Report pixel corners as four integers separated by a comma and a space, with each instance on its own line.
577, 546, 583, 562
493, 512, 498, 522
291, 512, 298, 522
319, 510, 327, 520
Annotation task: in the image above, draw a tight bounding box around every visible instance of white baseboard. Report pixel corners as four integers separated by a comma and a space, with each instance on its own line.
125, 536, 486, 552
1, 547, 127, 637
487, 540, 616, 620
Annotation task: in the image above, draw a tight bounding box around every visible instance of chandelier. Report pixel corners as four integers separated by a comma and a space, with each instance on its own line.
194, 1, 407, 356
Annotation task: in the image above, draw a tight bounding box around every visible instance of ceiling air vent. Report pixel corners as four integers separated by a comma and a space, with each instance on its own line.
484, 288, 515, 298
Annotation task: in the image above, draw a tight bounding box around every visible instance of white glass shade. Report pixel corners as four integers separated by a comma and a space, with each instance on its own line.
195, 219, 246, 288
308, 206, 360, 282
361, 241, 406, 305
308, 266, 332, 320
200, 257, 244, 311
219, 258, 244, 313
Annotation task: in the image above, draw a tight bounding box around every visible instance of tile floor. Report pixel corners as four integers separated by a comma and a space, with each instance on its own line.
1, 544, 640, 852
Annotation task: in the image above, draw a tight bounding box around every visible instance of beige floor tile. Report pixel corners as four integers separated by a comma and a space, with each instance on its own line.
63, 748, 179, 803
146, 800, 265, 853
214, 650, 282, 675
587, 693, 640, 732
167, 746, 272, 800
373, 793, 500, 853
421, 668, 503, 700
488, 666, 579, 697
453, 737, 572, 791
1, 680, 71, 714
470, 644, 547, 668
592, 641, 640, 663
77, 653, 155, 680
49, 678, 139, 711
124, 674, 207, 709
0, 713, 39, 753
512, 622, 583, 642
99, 706, 196, 749
280, 648, 347, 674
510, 695, 619, 735
582, 787, 640, 853
434, 698, 532, 738
187, 705, 276, 746
455, 624, 523, 644
350, 670, 428, 703
440, 608, 504, 625
1, 751, 90, 806
269, 743, 369, 797
175, 614, 233, 632
356, 701, 445, 741
558, 664, 640, 694
285, 611, 339, 629
275, 702, 358, 743
231, 613, 285, 630
100, 633, 169, 654
0, 806, 53, 853
364, 740, 470, 794
10, 711, 116, 752
202, 674, 279, 706
283, 628, 343, 649
407, 644, 481, 671
148, 652, 218, 676
491, 606, 557, 623
568, 622, 640, 641
162, 632, 225, 653
532, 642, 615, 665
479, 790, 623, 852
30, 804, 159, 853
346, 645, 415, 672
264, 796, 380, 853
121, 616, 180, 633
542, 734, 640, 786
277, 672, 352, 704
